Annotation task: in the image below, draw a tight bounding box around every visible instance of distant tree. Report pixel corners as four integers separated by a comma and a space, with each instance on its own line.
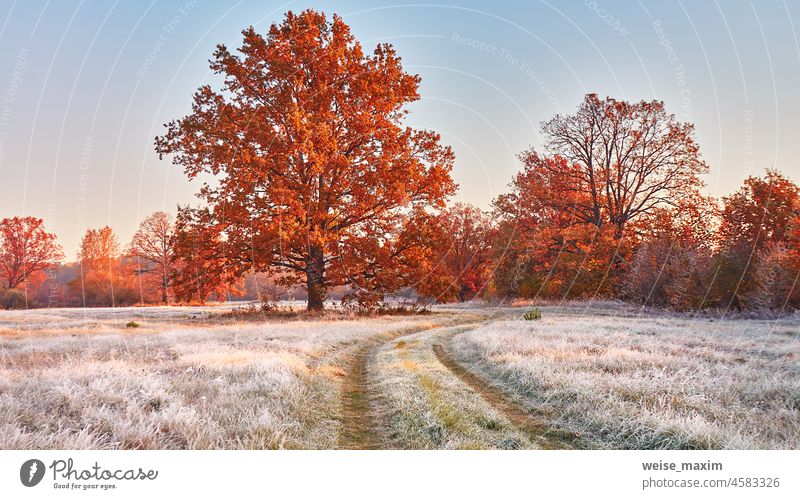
712, 170, 800, 309
492, 164, 629, 300
170, 208, 243, 304
491, 94, 709, 301
421, 204, 493, 302
72, 226, 137, 306
78, 227, 119, 272
718, 169, 799, 250
0, 216, 63, 290
534, 93, 708, 238
155, 10, 455, 310
127, 211, 175, 304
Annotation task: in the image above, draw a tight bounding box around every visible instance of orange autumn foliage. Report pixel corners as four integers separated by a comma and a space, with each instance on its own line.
70, 227, 138, 306
0, 216, 63, 290
710, 170, 800, 309
127, 211, 175, 304
491, 94, 708, 300
538, 94, 708, 238
416, 204, 494, 302
156, 10, 455, 310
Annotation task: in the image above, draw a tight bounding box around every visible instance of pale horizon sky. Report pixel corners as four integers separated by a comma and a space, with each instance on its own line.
0, 0, 799, 257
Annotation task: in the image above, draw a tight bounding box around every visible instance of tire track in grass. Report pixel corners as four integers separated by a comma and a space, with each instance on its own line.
338, 340, 379, 449
337, 316, 484, 449
432, 342, 580, 449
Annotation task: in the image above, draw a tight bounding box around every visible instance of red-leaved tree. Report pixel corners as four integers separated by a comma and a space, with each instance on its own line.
170, 207, 244, 304
0, 216, 63, 290
491, 94, 708, 300
420, 204, 494, 302
127, 211, 175, 304
156, 10, 455, 310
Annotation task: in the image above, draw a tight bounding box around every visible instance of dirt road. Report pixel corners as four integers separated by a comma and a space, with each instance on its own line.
338, 312, 576, 449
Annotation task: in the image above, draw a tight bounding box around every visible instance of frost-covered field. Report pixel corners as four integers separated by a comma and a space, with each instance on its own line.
370, 324, 536, 449
1, 303, 798, 450
452, 314, 800, 449
0, 305, 440, 449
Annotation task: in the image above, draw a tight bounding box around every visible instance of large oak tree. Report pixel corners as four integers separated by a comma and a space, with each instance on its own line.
528, 93, 708, 238
492, 94, 708, 299
156, 10, 455, 310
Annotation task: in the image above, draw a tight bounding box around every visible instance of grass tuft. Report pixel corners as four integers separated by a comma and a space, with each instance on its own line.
523, 308, 542, 321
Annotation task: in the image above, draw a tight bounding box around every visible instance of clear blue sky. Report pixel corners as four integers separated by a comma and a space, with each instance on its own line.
0, 0, 798, 257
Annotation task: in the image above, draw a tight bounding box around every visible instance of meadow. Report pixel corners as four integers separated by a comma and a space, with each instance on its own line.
0, 302, 797, 449
451, 309, 800, 449
0, 305, 444, 449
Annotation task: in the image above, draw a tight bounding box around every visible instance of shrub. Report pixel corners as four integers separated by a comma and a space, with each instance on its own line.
126, 321, 140, 328
0, 288, 28, 309
749, 243, 800, 310
523, 308, 542, 320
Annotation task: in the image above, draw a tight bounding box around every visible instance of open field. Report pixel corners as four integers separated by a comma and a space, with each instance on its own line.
451, 312, 800, 449
0, 305, 449, 449
0, 302, 798, 449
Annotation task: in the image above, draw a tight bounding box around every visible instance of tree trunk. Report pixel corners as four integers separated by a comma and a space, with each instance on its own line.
612, 219, 627, 240
162, 266, 169, 304
306, 245, 326, 311
161, 270, 169, 304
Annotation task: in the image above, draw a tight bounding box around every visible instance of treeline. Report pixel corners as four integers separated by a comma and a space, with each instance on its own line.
2, 149, 797, 312
489, 167, 799, 311
1, 10, 798, 312
0, 214, 310, 308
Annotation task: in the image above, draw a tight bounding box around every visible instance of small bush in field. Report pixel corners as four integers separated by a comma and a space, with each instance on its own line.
523, 308, 542, 321
125, 321, 140, 328
0, 288, 27, 309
